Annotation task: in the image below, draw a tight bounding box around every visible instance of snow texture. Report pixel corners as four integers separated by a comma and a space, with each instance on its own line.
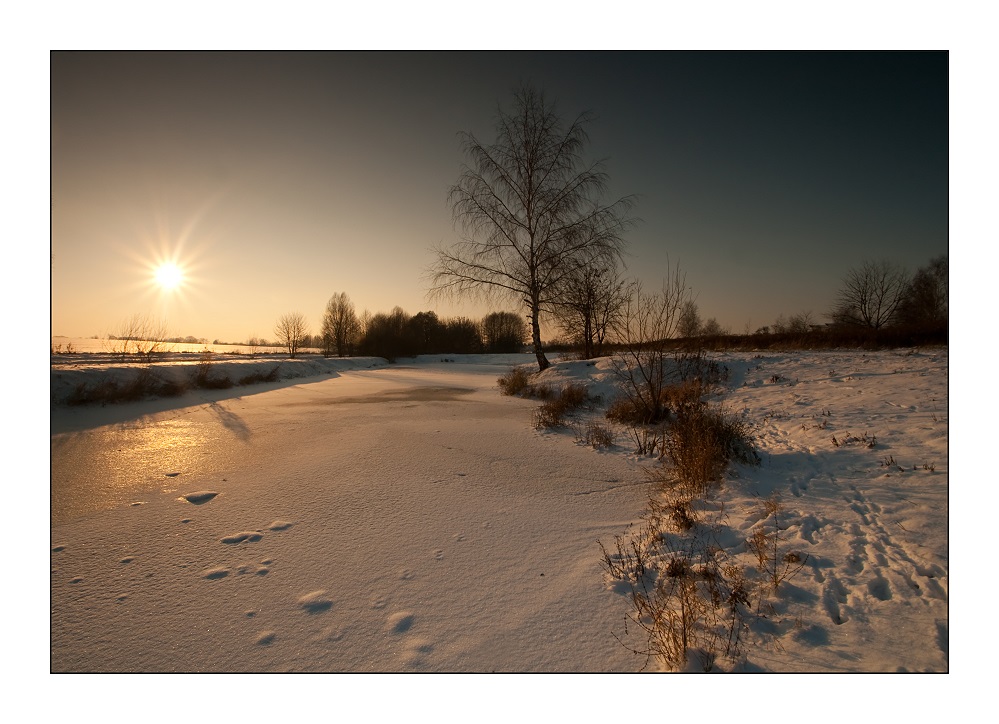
48, 348, 952, 705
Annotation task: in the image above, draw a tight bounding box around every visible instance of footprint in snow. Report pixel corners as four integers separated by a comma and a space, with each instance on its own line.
203, 567, 230, 580
221, 531, 263, 544
181, 491, 219, 505
319, 626, 347, 643
298, 590, 333, 614
387, 612, 414, 634
867, 576, 892, 601
236, 563, 270, 576
401, 638, 434, 667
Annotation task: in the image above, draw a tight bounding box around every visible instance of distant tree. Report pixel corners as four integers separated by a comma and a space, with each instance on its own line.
407, 311, 445, 355
788, 311, 814, 334
275, 312, 309, 358
677, 301, 701, 339
429, 85, 635, 372
830, 260, 910, 329
700, 317, 725, 337
552, 263, 627, 359
359, 307, 410, 360
481, 311, 528, 353
103, 314, 170, 361
897, 255, 948, 330
773, 311, 814, 335
442, 317, 484, 354
321, 292, 360, 358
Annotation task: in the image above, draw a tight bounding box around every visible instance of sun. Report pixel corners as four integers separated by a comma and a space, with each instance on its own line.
154, 262, 184, 290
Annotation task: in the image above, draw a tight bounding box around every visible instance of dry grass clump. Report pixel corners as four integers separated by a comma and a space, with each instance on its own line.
600, 524, 753, 672
746, 495, 809, 594
601, 493, 806, 671
66, 369, 187, 406
238, 366, 281, 386
532, 382, 593, 429
497, 368, 595, 429
64, 362, 282, 406
606, 377, 708, 426
498, 367, 533, 396
580, 421, 616, 449
599, 381, 771, 671
655, 404, 759, 495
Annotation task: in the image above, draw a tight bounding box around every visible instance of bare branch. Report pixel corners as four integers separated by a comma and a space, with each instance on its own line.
428, 85, 634, 371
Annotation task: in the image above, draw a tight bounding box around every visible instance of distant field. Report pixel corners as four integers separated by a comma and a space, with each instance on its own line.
51, 336, 299, 356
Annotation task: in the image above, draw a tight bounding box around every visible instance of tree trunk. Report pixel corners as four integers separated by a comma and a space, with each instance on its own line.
530, 300, 549, 371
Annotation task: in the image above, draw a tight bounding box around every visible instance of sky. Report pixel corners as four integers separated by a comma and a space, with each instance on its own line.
51, 50, 949, 343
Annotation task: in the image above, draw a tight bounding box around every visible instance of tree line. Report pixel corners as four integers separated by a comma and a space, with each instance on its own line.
282, 86, 945, 363
274, 304, 528, 360
103, 86, 945, 368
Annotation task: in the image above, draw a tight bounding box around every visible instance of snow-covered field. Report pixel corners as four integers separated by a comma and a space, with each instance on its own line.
48, 348, 949, 701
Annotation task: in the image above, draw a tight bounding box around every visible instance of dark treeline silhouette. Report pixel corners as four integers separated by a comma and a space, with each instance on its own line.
543, 324, 946, 359
355, 308, 527, 361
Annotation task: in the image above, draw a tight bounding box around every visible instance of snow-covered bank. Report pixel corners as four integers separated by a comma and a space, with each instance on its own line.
50, 349, 948, 678
49, 352, 550, 410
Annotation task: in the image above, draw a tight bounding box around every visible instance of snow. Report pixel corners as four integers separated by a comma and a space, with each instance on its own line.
46, 348, 953, 711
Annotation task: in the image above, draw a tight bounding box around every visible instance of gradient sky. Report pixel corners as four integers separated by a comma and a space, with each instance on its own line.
51, 51, 948, 343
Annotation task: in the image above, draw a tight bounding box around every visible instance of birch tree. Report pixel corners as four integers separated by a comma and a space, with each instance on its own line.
429, 85, 634, 371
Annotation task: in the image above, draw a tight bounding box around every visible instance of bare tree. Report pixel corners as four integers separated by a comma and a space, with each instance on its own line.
611, 263, 694, 424
552, 262, 627, 359
275, 312, 309, 358
677, 300, 701, 339
103, 314, 171, 361
772, 311, 813, 335
897, 254, 947, 330
321, 292, 360, 358
700, 317, 726, 337
830, 260, 910, 329
429, 85, 635, 371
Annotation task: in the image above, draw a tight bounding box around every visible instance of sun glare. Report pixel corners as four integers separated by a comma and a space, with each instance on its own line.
154, 263, 184, 290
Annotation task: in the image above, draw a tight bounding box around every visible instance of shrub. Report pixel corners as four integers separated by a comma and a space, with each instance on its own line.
498, 367, 532, 396
599, 523, 751, 672
157, 378, 187, 397
656, 404, 759, 496
192, 350, 215, 387
582, 421, 615, 449
201, 374, 234, 389
531, 382, 593, 429
65, 368, 180, 406
238, 366, 281, 386
606, 378, 708, 427
627, 424, 667, 457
